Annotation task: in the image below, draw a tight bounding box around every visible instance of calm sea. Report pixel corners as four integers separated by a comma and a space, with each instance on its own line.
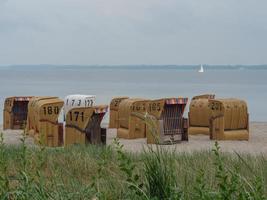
0, 66, 267, 122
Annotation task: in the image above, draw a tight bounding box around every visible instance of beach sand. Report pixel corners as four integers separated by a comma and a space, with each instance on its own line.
1, 122, 267, 155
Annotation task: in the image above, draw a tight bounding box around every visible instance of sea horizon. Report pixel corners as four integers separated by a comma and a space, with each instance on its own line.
1, 64, 267, 70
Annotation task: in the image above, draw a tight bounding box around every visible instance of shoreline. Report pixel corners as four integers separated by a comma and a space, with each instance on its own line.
1, 122, 267, 155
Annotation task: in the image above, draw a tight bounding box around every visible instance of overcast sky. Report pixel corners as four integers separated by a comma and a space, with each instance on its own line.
0, 0, 267, 65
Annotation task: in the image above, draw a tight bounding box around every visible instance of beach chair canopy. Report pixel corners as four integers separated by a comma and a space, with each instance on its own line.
147, 98, 188, 119
26, 96, 58, 133
110, 97, 129, 111
4, 96, 32, 113
192, 94, 215, 101
66, 105, 107, 130
34, 98, 64, 123
64, 95, 96, 117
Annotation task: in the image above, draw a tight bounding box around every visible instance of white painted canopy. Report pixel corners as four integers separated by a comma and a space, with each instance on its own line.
64, 94, 96, 117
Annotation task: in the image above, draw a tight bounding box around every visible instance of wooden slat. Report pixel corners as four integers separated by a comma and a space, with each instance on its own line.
161, 104, 184, 136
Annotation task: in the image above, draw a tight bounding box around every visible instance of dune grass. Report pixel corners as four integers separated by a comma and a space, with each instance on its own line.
0, 131, 267, 199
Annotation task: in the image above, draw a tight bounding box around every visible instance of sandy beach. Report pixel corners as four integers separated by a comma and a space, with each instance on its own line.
1, 122, 267, 155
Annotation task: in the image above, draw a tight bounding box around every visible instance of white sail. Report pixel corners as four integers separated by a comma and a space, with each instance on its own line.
198, 64, 204, 73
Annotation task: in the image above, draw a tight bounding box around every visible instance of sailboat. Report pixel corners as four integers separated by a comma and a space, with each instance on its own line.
198, 64, 204, 73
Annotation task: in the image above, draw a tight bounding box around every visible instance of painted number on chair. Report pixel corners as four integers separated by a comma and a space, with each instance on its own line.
148, 102, 161, 112
69, 111, 84, 122
85, 99, 94, 107
43, 106, 60, 115
131, 103, 146, 111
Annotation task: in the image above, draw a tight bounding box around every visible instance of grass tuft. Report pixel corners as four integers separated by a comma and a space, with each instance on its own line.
0, 131, 266, 199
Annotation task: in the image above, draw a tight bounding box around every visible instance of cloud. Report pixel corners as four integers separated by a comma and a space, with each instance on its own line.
0, 0, 267, 65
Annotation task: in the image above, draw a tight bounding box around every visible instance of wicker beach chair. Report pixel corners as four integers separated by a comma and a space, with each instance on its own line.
3, 96, 32, 130
188, 94, 215, 135
64, 105, 108, 146
109, 97, 129, 129
117, 98, 149, 139
146, 97, 189, 144
209, 99, 249, 140
26, 96, 64, 147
